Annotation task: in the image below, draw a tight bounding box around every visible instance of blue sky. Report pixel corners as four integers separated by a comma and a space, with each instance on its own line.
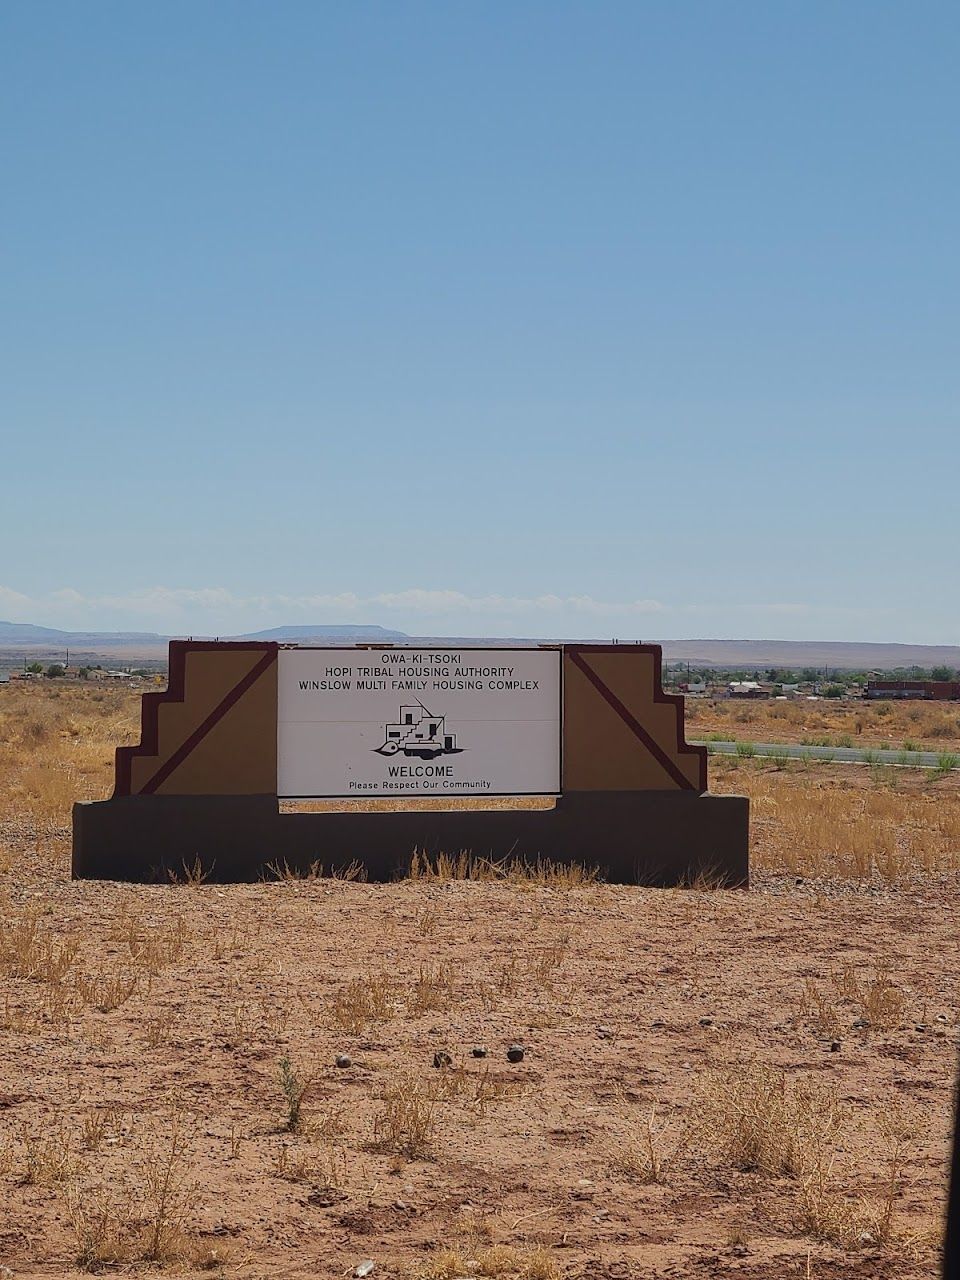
2, 2, 957, 641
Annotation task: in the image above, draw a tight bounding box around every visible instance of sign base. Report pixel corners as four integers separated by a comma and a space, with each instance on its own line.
72, 791, 749, 887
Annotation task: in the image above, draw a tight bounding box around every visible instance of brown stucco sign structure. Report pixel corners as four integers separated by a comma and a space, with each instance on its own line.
72, 641, 749, 885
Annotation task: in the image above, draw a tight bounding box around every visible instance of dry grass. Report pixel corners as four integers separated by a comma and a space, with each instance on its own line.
687, 696, 960, 753
0, 683, 138, 832
712, 762, 960, 883
407, 849, 599, 886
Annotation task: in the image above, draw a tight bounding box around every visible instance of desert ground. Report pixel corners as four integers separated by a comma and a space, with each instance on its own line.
1, 683, 958, 1279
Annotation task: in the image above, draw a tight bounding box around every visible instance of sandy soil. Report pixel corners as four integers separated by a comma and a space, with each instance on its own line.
1, 813, 957, 1279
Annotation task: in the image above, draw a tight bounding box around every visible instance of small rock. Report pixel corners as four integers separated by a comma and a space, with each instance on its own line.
433, 1050, 453, 1069
355, 1264, 375, 1279
335, 1054, 352, 1069
597, 1026, 614, 1039
698, 1017, 714, 1028
914, 1024, 929, 1033
471, 1046, 487, 1058
936, 1014, 949, 1023
830, 1040, 841, 1053
651, 1019, 666, 1029
852, 1018, 870, 1029
506, 1044, 525, 1063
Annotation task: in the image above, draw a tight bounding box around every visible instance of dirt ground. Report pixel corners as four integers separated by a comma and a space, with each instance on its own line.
0, 685, 958, 1279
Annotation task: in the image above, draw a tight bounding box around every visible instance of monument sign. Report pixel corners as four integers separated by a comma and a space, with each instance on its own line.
72, 640, 749, 886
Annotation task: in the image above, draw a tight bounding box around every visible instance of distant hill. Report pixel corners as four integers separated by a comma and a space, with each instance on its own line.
0, 620, 164, 644
235, 625, 409, 641
0, 620, 957, 671
658, 639, 960, 671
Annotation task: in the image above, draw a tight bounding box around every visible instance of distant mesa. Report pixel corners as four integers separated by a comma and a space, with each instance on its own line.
0, 620, 165, 644
1, 619, 959, 671
0, 620, 407, 646
233, 625, 409, 642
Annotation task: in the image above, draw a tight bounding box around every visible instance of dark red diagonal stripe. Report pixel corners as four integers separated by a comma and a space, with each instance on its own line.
568, 649, 696, 791
139, 650, 276, 795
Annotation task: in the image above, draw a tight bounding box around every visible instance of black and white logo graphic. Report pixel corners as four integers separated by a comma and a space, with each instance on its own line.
375, 700, 463, 760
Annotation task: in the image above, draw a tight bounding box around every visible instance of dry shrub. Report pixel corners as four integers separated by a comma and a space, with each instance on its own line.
408, 961, 455, 1014
469, 1065, 520, 1118
20, 1122, 78, 1185
330, 971, 395, 1034
694, 1065, 842, 1177
799, 963, 909, 1035
0, 911, 80, 982
143, 1010, 177, 1048
121, 915, 187, 973
272, 1140, 346, 1189
608, 1100, 675, 1183
694, 1066, 916, 1249
62, 1108, 205, 1271
65, 1182, 137, 1270
372, 1073, 436, 1158
139, 1110, 198, 1262
74, 968, 138, 1012
795, 1120, 909, 1247
80, 1105, 129, 1152
166, 855, 214, 885
417, 904, 438, 935
528, 933, 571, 984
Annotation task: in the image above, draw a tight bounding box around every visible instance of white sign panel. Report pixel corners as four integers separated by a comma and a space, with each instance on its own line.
277, 647, 560, 798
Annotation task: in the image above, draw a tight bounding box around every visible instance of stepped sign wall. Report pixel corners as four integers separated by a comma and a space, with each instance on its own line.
75, 642, 743, 885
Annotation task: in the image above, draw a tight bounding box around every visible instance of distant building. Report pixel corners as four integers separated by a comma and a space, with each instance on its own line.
865, 680, 960, 701
774, 683, 801, 698
727, 681, 770, 699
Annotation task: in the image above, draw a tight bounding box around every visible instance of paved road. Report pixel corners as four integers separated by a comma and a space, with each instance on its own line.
689, 739, 960, 769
